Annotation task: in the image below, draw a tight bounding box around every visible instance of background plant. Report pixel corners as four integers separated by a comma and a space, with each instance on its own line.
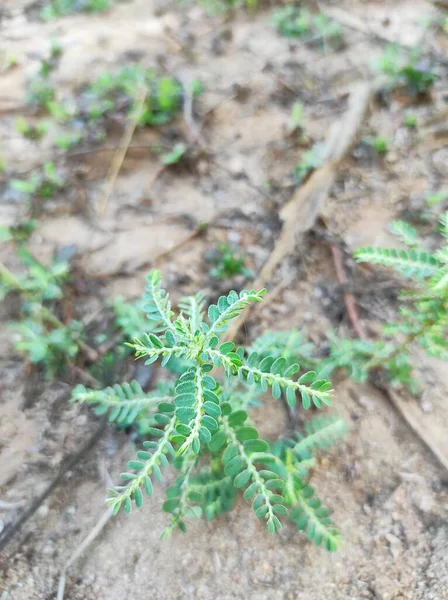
206, 243, 253, 280
41, 0, 114, 20
374, 44, 438, 96
0, 241, 86, 377
323, 213, 448, 392
73, 270, 345, 548
272, 7, 343, 49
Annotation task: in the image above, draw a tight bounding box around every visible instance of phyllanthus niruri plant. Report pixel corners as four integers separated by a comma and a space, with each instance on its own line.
324, 213, 448, 392
73, 270, 345, 549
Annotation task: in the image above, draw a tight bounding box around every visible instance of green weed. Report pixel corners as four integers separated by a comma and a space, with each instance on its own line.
207, 243, 253, 280
374, 45, 438, 96
73, 270, 345, 547
272, 7, 343, 49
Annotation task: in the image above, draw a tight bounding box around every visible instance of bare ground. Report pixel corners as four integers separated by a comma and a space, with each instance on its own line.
1, 0, 448, 598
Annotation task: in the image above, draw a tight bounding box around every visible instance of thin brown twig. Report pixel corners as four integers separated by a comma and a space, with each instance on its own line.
222, 81, 375, 343
56, 507, 114, 600
329, 244, 365, 339
98, 87, 147, 215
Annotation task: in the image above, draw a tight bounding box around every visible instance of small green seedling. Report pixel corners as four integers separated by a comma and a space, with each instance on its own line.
26, 40, 62, 109
15, 117, 49, 141
426, 190, 447, 207
0, 246, 86, 377
374, 44, 438, 96
363, 135, 390, 155
272, 7, 343, 49
207, 243, 253, 280
73, 270, 345, 547
55, 131, 83, 150
403, 113, 417, 128
84, 65, 185, 126
161, 143, 187, 166
12, 319, 83, 377
0, 220, 36, 245
197, 0, 257, 14
41, 0, 113, 20
290, 102, 304, 130
11, 162, 65, 202
294, 144, 323, 184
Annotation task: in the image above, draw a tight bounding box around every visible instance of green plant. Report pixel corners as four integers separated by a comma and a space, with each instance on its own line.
41, 0, 113, 20
10, 162, 66, 202
363, 135, 390, 155
196, 0, 257, 14
323, 213, 448, 392
26, 40, 62, 109
111, 297, 153, 341
374, 45, 438, 96
272, 7, 343, 49
0, 246, 87, 376
426, 190, 447, 207
83, 65, 185, 126
403, 113, 417, 128
207, 243, 253, 280
0, 220, 36, 244
12, 319, 83, 377
15, 117, 49, 141
294, 144, 323, 184
160, 143, 187, 166
55, 131, 83, 150
72, 270, 345, 548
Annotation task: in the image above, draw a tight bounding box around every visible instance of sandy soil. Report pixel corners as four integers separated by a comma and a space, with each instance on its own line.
1, 0, 448, 598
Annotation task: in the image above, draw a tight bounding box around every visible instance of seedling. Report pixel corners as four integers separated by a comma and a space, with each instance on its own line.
272, 7, 343, 49
83, 65, 185, 126
403, 113, 417, 128
12, 319, 83, 377
289, 102, 304, 130
0, 245, 87, 377
41, 0, 113, 20
374, 45, 438, 96
15, 117, 49, 141
55, 131, 83, 150
11, 162, 66, 203
161, 143, 187, 166
363, 135, 390, 155
0, 220, 36, 245
198, 0, 257, 14
206, 243, 253, 280
294, 144, 323, 184
426, 190, 447, 207
26, 40, 62, 109
73, 270, 345, 547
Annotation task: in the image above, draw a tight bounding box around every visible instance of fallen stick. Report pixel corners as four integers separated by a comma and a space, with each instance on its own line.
57, 507, 114, 600
98, 87, 147, 215
329, 244, 365, 340
223, 81, 374, 342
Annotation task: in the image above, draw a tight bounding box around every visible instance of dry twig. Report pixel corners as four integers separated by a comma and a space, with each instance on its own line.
329, 244, 365, 339
223, 81, 375, 342
56, 507, 114, 600
98, 87, 147, 215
